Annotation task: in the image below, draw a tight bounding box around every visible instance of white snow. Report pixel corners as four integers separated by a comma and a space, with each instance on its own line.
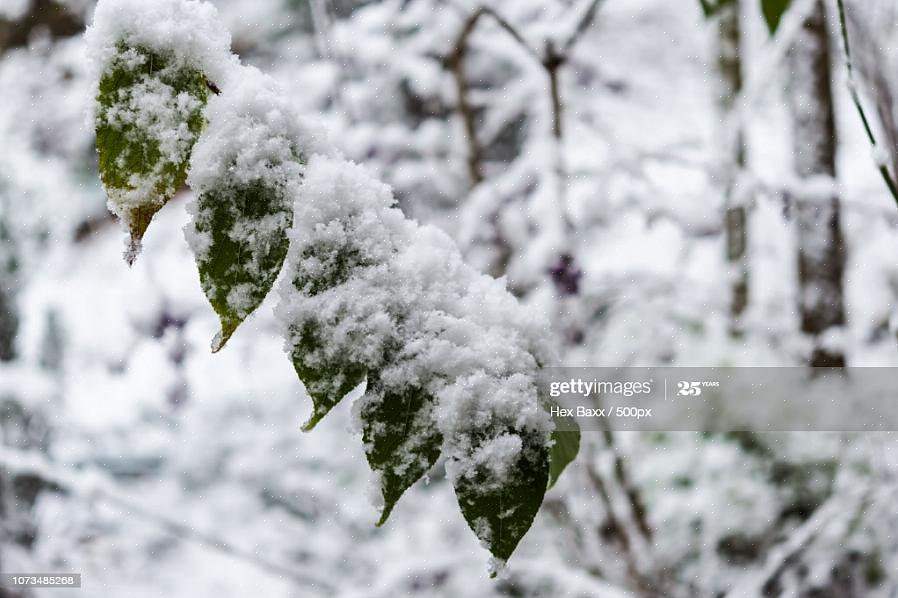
277, 154, 553, 485
85, 0, 234, 83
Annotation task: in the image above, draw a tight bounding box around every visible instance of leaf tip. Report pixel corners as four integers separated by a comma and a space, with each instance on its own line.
488, 557, 507, 579
301, 412, 322, 432
123, 234, 142, 266
375, 504, 395, 527
210, 319, 239, 353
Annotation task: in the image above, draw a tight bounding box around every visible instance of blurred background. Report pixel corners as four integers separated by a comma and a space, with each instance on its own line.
3, 0, 898, 595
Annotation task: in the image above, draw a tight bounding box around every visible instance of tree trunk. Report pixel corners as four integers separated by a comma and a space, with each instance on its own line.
715, 0, 749, 331
787, 0, 847, 367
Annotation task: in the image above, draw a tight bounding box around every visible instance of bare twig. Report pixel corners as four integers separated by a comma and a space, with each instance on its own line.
581, 438, 660, 596
449, 8, 490, 184
561, 0, 606, 55
448, 1, 603, 186
600, 427, 653, 544
723, 481, 870, 598
834, 0, 898, 207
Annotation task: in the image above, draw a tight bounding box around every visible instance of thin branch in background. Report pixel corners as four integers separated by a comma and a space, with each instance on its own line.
0, 448, 334, 593
448, 0, 603, 187
0, 0, 83, 53
723, 479, 870, 598
561, 0, 606, 55
582, 451, 647, 593
724, 0, 818, 155
309, 0, 336, 60
600, 427, 653, 544
448, 6, 542, 185
834, 0, 898, 207
449, 8, 490, 184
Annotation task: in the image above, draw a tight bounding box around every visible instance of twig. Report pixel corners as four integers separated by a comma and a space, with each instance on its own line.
561, 0, 606, 55
600, 427, 652, 544
834, 0, 898, 207
449, 8, 490, 184
0, 448, 334, 592
581, 438, 657, 596
448, 1, 604, 186
723, 481, 870, 598
448, 6, 543, 184
723, 0, 818, 159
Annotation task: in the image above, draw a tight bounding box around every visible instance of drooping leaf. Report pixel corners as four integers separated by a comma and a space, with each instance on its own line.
761, 0, 791, 34
95, 44, 208, 262
290, 320, 368, 431
361, 378, 442, 526
191, 180, 293, 352
453, 431, 550, 570
286, 241, 376, 429
547, 412, 580, 490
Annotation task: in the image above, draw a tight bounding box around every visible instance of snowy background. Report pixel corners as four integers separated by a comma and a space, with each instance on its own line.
4, 0, 898, 596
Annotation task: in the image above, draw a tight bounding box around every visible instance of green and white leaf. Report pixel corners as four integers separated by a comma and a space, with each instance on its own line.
453, 430, 550, 571
361, 377, 442, 526
290, 319, 368, 431
95, 44, 208, 262
185, 65, 309, 351
190, 180, 293, 351
285, 241, 375, 430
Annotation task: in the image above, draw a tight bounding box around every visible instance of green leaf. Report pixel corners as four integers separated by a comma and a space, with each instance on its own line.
287, 242, 375, 429
95, 44, 209, 262
361, 378, 442, 526
192, 180, 293, 352
290, 320, 367, 431
453, 431, 550, 569
547, 413, 580, 490
761, 0, 791, 34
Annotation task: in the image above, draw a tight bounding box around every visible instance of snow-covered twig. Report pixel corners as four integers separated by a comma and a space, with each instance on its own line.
722, 480, 870, 598
448, 5, 541, 184
581, 436, 657, 596
448, 0, 605, 186
0, 448, 335, 592
722, 0, 818, 155
600, 427, 652, 544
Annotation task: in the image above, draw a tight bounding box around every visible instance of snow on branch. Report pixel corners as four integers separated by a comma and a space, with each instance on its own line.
85, 0, 577, 571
